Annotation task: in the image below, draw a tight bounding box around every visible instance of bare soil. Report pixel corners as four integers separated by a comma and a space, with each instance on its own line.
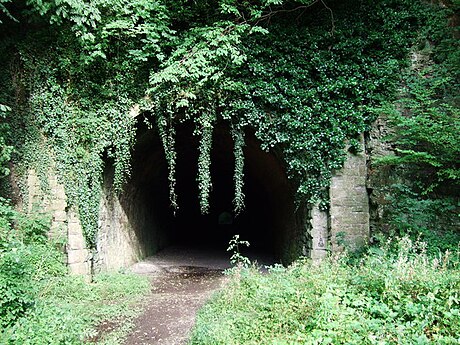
123, 246, 231, 345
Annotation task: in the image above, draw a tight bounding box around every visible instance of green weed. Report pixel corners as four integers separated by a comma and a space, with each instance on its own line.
0, 199, 151, 344
190, 237, 460, 344
1, 272, 150, 344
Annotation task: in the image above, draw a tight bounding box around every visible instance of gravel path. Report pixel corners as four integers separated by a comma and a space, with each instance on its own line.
124, 246, 231, 345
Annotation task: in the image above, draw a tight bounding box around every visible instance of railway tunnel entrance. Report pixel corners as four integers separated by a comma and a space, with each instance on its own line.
99, 120, 306, 269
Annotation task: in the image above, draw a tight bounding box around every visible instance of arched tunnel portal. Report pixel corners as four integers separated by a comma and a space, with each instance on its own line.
99, 120, 307, 268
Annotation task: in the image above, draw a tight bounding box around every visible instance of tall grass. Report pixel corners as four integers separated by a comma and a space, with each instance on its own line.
0, 199, 151, 344
1, 272, 151, 344
190, 237, 460, 344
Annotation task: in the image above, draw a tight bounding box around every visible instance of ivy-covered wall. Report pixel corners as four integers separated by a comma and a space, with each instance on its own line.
24, 133, 369, 273
1, 0, 458, 272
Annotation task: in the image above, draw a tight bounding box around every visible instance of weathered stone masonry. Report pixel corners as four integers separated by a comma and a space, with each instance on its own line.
308, 135, 369, 259
330, 135, 370, 251
27, 168, 91, 275
25, 135, 371, 275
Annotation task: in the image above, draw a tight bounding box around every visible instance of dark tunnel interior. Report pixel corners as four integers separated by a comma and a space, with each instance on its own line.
117, 119, 302, 264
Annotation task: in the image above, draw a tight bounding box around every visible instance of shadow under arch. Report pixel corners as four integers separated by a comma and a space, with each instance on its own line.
100, 119, 307, 268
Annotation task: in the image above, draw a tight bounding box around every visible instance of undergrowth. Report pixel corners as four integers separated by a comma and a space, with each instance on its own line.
0, 198, 150, 344
190, 237, 460, 345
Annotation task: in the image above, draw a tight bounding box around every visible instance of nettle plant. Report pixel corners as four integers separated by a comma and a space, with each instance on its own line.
0, 0, 452, 248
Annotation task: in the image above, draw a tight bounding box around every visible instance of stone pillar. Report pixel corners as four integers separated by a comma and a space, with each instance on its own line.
329, 135, 370, 251
27, 169, 67, 242
26, 168, 91, 275
47, 174, 68, 240
67, 211, 91, 275
27, 169, 48, 212
310, 205, 328, 260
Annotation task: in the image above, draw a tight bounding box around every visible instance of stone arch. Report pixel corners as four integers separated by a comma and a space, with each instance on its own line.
96, 119, 308, 270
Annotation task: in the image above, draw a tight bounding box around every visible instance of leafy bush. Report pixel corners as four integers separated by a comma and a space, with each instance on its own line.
380, 185, 460, 257
369, 0, 459, 259
0, 198, 40, 328
0, 247, 35, 329
0, 209, 66, 329
0, 197, 151, 343
379, 28, 460, 194
0, 198, 66, 328
191, 237, 460, 344
1, 302, 88, 345
0, 105, 13, 178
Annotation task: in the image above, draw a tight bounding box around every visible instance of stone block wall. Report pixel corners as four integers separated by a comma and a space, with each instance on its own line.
66, 211, 91, 275
329, 136, 370, 251
26, 168, 91, 275
307, 137, 370, 257
309, 205, 328, 260
24, 136, 371, 274
96, 187, 143, 271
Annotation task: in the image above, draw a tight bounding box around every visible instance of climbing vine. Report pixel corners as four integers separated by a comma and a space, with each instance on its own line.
0, 104, 13, 178
196, 114, 216, 214
0, 0, 456, 247
231, 126, 245, 215
26, 82, 135, 246
377, 3, 460, 195
154, 104, 178, 213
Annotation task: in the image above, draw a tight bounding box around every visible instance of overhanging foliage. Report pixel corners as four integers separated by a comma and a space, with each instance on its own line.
0, 0, 456, 247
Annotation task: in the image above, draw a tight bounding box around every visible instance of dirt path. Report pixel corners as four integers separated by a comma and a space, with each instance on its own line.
124, 246, 231, 345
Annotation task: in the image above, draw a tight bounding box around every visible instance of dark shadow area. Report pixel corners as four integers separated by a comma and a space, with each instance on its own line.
118, 120, 302, 264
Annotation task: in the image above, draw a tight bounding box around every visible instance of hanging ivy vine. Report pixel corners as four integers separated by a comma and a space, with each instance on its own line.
196, 114, 216, 214
26, 81, 136, 247
154, 104, 179, 213
231, 126, 245, 215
